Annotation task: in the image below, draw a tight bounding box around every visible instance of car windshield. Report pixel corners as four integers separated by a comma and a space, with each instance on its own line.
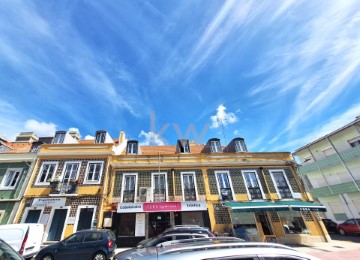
0, 240, 22, 260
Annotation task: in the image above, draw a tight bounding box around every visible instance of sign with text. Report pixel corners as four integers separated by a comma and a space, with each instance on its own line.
117, 201, 207, 213
135, 213, 145, 236
32, 198, 66, 207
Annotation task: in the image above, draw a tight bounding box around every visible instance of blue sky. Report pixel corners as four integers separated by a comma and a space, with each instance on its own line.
1, 0, 360, 152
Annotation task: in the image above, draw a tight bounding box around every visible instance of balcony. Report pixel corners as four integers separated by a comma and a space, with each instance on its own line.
278, 186, 292, 198
220, 188, 233, 201
122, 190, 135, 203
248, 187, 263, 199
184, 188, 196, 201
50, 180, 78, 195
153, 189, 166, 202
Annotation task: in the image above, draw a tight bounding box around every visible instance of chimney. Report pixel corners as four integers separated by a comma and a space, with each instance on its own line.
69, 130, 80, 141
15, 132, 39, 143
119, 130, 126, 144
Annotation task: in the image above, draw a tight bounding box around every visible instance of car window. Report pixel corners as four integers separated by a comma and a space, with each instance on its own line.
107, 231, 116, 240
0, 241, 22, 260
346, 220, 355, 225
174, 235, 191, 239
65, 233, 85, 244
84, 232, 102, 242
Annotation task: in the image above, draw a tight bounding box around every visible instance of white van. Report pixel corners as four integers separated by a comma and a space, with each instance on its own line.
0, 223, 44, 259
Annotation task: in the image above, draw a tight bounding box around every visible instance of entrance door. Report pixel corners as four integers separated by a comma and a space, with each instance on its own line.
47, 209, 68, 241
76, 208, 94, 231
24, 210, 42, 223
149, 212, 170, 237
256, 213, 274, 235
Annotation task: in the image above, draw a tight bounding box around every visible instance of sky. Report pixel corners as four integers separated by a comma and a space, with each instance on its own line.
1, 0, 360, 153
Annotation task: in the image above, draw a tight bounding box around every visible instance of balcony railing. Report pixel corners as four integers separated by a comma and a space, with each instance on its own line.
184, 188, 196, 201
220, 188, 233, 201
153, 189, 166, 202
50, 180, 78, 195
122, 190, 135, 203
278, 186, 292, 198
248, 187, 263, 199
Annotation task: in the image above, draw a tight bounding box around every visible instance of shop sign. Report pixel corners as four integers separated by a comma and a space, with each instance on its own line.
135, 213, 145, 236
181, 201, 207, 211
143, 202, 181, 212
32, 198, 66, 207
118, 203, 143, 213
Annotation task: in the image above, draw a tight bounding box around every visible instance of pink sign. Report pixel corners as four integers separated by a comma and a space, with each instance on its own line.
143, 202, 181, 212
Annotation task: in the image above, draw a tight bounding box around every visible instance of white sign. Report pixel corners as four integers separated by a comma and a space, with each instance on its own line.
181, 201, 207, 211
135, 213, 146, 237
67, 217, 76, 225
117, 203, 143, 213
32, 198, 66, 207
39, 213, 49, 225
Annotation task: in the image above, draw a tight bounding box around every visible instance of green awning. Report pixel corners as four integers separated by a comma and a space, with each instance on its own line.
276, 201, 327, 212
223, 201, 327, 212
223, 202, 289, 212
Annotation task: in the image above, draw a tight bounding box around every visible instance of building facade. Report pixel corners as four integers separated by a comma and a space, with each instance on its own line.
293, 116, 360, 223
106, 137, 329, 247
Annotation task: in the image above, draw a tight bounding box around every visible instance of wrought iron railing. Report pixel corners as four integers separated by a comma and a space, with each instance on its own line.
50, 180, 78, 195
122, 190, 135, 203
220, 188, 233, 201
153, 189, 166, 202
248, 187, 263, 199
184, 188, 196, 201
278, 186, 292, 198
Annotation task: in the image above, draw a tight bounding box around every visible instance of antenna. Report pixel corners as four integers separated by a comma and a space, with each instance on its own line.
219, 118, 228, 152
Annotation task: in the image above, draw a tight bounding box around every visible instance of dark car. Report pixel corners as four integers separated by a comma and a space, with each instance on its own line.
337, 218, 360, 235
322, 218, 338, 233
35, 229, 116, 260
137, 225, 214, 247
0, 238, 24, 260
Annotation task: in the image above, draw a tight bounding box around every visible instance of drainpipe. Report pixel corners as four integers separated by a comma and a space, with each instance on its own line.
171, 169, 176, 201
259, 167, 272, 201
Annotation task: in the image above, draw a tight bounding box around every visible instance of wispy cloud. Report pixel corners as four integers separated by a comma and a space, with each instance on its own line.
210, 104, 237, 129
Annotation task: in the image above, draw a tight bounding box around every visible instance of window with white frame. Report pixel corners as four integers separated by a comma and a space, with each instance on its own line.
95, 131, 106, 143
122, 174, 137, 203
348, 137, 360, 148
178, 140, 190, 153
127, 142, 138, 154
1, 168, 22, 190
84, 162, 103, 184
36, 162, 58, 185
269, 170, 293, 199
152, 173, 167, 202
181, 172, 197, 201
61, 162, 81, 184
22, 207, 44, 223
210, 140, 222, 153
216, 171, 234, 201
53, 131, 66, 144
242, 170, 264, 200
235, 139, 247, 152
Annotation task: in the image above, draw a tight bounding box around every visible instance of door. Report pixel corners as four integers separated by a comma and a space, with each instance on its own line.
256, 213, 274, 236
47, 209, 68, 241
24, 210, 41, 223
76, 208, 94, 231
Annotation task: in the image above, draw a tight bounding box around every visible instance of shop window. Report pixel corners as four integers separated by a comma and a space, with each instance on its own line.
181, 172, 197, 201
215, 171, 234, 201
269, 170, 293, 199
122, 174, 137, 203
232, 212, 259, 241
118, 213, 136, 236
278, 211, 309, 235
152, 173, 167, 202
242, 170, 264, 200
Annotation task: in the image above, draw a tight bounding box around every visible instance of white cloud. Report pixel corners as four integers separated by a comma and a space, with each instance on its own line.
210, 104, 238, 128
85, 135, 94, 140
139, 130, 166, 146
24, 119, 57, 137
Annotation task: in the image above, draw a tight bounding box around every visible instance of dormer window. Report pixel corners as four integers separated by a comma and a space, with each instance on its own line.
127, 141, 138, 154
95, 131, 106, 143
210, 140, 221, 153
235, 139, 247, 152
53, 131, 66, 144
177, 139, 190, 153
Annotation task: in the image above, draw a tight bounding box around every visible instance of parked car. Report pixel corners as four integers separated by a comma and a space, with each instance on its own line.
0, 223, 44, 259
322, 218, 338, 233
0, 238, 24, 260
337, 218, 360, 235
137, 225, 214, 247
117, 239, 320, 260
114, 233, 210, 260
35, 229, 116, 260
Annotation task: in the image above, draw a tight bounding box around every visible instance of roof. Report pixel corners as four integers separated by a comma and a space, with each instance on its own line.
1, 141, 33, 154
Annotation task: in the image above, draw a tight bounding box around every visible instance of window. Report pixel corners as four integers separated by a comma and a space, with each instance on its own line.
65, 233, 85, 244
242, 171, 264, 200
36, 162, 58, 185
84, 162, 103, 184
0, 168, 22, 190
177, 140, 190, 153
235, 139, 247, 152
181, 172, 197, 201
127, 142, 138, 154
269, 170, 293, 199
303, 156, 313, 164
216, 171, 234, 201
278, 211, 309, 235
84, 232, 102, 242
349, 139, 360, 148
210, 140, 222, 153
22, 207, 44, 223
61, 162, 80, 183
53, 131, 66, 144
152, 173, 167, 202
95, 131, 106, 143
122, 174, 137, 203
322, 147, 335, 157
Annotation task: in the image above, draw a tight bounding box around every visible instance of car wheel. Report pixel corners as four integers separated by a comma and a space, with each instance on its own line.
93, 251, 106, 260
339, 228, 346, 235
41, 254, 54, 260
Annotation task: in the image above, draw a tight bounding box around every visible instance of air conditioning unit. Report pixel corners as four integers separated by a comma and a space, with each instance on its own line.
139, 187, 150, 202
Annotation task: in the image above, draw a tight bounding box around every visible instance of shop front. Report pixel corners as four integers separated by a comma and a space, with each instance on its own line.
224, 201, 328, 245
113, 201, 209, 247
